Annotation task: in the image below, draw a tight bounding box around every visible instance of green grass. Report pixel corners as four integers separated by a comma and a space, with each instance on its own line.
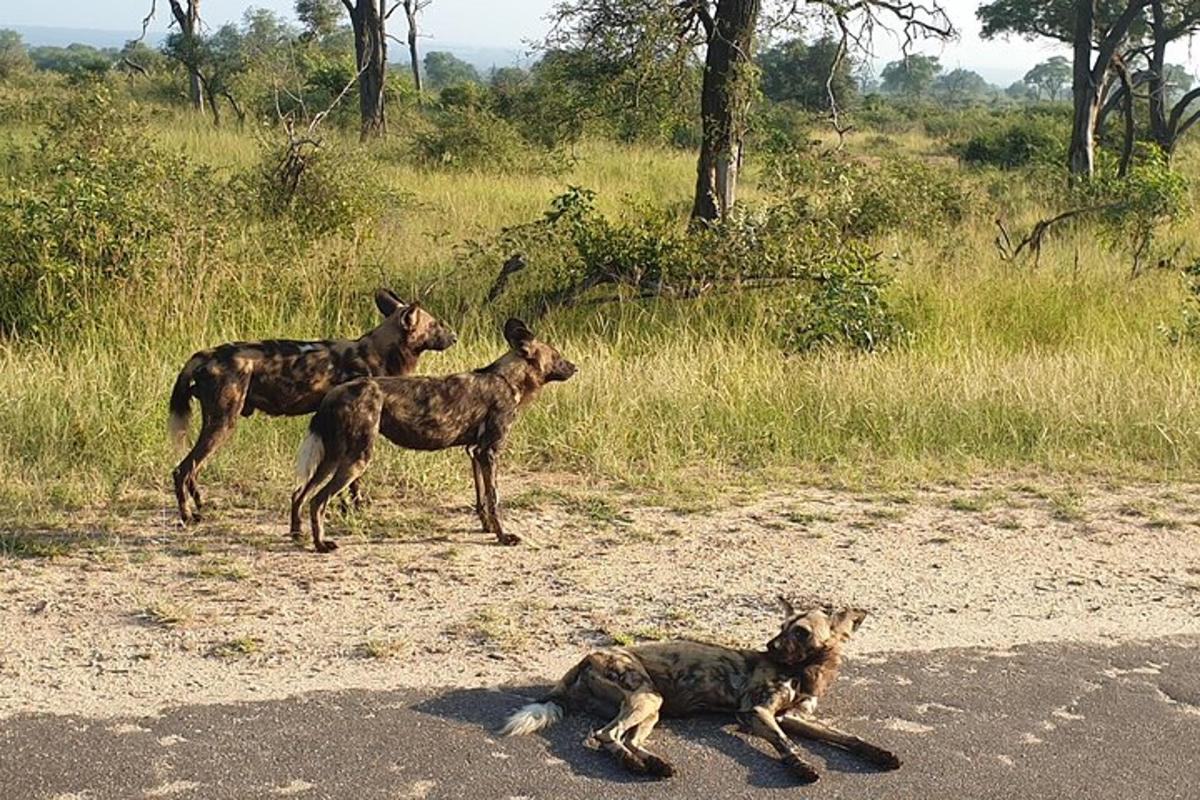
3, 94, 1200, 524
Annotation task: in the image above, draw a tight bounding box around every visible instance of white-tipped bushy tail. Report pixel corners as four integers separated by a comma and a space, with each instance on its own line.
168, 411, 190, 450
295, 431, 325, 485
500, 701, 563, 736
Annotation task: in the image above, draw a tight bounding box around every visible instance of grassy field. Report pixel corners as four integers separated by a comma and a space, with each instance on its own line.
2, 104, 1199, 528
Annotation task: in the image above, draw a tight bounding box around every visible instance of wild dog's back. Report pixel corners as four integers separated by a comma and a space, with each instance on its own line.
372, 371, 516, 451
614, 641, 760, 715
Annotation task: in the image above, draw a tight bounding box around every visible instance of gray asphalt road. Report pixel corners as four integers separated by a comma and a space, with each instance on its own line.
3, 637, 1199, 800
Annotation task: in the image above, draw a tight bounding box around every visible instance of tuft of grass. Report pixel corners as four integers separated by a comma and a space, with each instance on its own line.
186, 558, 250, 582
0, 532, 75, 559
450, 607, 530, 651
1046, 490, 1087, 522
357, 636, 407, 659
135, 601, 193, 627
210, 636, 262, 658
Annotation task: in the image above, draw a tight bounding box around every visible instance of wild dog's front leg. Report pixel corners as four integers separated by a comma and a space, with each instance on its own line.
477, 446, 519, 545
467, 446, 488, 530
741, 705, 821, 784
779, 714, 901, 770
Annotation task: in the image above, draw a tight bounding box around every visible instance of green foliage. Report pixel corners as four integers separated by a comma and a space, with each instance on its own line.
476, 187, 904, 353
0, 90, 229, 335
880, 55, 942, 98
28, 43, 115, 78
0, 29, 32, 80
423, 51, 481, 89
961, 116, 1063, 168
1162, 258, 1200, 345
977, 0, 1140, 45
1084, 148, 1190, 272
759, 36, 857, 111
414, 106, 567, 173
296, 0, 343, 40
763, 147, 974, 239
1023, 56, 1071, 102
934, 68, 994, 105
244, 136, 400, 236
777, 238, 904, 353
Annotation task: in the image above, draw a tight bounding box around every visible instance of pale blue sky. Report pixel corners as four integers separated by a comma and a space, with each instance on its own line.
0, 0, 1106, 84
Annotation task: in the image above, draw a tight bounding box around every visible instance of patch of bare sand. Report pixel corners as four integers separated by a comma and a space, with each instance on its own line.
2, 476, 1199, 718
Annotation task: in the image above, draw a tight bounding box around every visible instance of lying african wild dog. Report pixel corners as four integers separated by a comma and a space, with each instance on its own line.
501, 599, 899, 784
291, 318, 576, 552
168, 290, 457, 524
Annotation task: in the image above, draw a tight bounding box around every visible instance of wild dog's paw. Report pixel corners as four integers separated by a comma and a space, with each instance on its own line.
862, 745, 902, 770
617, 751, 650, 775
289, 529, 303, 542
497, 532, 522, 546
783, 753, 820, 784
314, 539, 339, 553
639, 753, 675, 778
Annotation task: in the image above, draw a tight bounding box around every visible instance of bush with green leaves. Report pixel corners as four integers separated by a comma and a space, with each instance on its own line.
1083, 148, 1190, 274
0, 90, 229, 335
474, 188, 904, 353
763, 147, 973, 239
242, 134, 403, 237
414, 106, 568, 173
960, 114, 1063, 168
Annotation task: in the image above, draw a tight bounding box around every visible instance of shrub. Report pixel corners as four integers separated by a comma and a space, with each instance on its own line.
242, 134, 403, 236
763, 147, 974, 239
414, 106, 568, 173
1084, 147, 1190, 274
0, 90, 230, 335
474, 188, 904, 353
960, 116, 1062, 168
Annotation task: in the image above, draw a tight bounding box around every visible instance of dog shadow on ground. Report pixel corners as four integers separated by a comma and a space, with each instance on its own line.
414, 685, 889, 789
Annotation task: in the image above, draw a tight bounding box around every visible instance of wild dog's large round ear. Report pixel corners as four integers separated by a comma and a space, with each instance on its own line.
375, 289, 405, 317
831, 608, 868, 636
503, 318, 535, 348
400, 302, 423, 331
777, 595, 796, 618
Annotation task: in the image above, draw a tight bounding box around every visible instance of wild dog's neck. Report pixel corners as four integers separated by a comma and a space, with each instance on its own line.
485, 353, 543, 409
767, 646, 844, 698
359, 329, 420, 376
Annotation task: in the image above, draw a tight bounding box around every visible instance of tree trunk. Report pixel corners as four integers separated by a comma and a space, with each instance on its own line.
690, 0, 761, 224
1068, 0, 1097, 176
406, 4, 423, 96
168, 0, 205, 113
1148, 0, 1171, 153
346, 0, 387, 139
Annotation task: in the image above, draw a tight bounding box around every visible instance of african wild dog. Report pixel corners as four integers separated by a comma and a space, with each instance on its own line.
501, 599, 899, 784
291, 318, 576, 552
168, 290, 457, 524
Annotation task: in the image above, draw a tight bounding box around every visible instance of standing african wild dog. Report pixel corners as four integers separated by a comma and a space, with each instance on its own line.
292, 318, 576, 552
168, 290, 457, 524
501, 599, 899, 784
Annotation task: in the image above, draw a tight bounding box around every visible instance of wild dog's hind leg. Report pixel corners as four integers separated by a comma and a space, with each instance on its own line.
290, 457, 337, 542
309, 459, 369, 553
173, 373, 248, 524
571, 651, 673, 778
595, 693, 672, 777
779, 714, 901, 770
741, 705, 821, 784
624, 696, 675, 777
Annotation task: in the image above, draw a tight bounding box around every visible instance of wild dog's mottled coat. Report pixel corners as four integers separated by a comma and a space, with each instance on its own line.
168, 290, 456, 524
501, 600, 899, 784
292, 318, 576, 552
